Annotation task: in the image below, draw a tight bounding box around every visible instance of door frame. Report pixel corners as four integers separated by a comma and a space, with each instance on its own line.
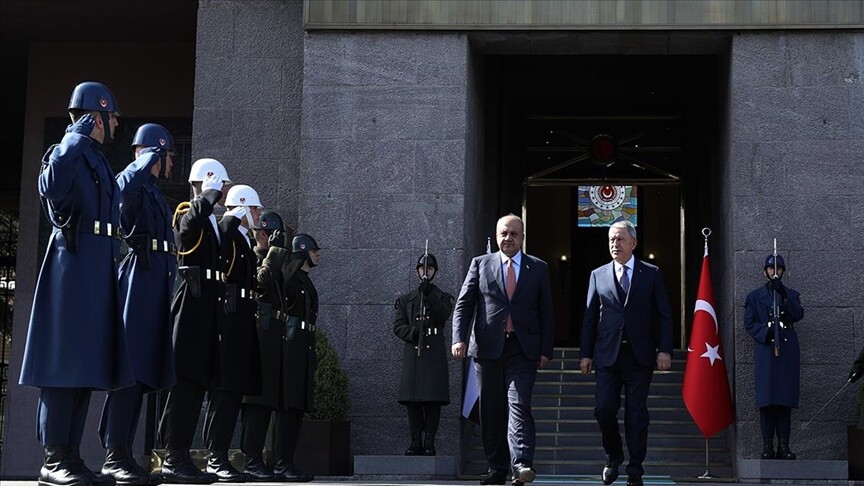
523, 178, 687, 350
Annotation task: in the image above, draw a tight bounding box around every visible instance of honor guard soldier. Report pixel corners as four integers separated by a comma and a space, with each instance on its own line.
393, 253, 455, 456
744, 254, 805, 460
197, 184, 265, 481
20, 81, 132, 486
240, 211, 305, 481
244, 233, 322, 482
159, 158, 231, 484
99, 124, 179, 484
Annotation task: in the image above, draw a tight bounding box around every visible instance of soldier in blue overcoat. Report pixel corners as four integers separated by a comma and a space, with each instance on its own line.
19, 81, 133, 486
98, 124, 179, 484
158, 158, 230, 484
743, 254, 805, 460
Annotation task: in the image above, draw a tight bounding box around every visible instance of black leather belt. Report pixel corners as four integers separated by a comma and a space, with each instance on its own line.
238, 288, 258, 300
81, 219, 122, 239
768, 321, 794, 330
203, 268, 222, 281
127, 235, 177, 255
272, 310, 316, 331
149, 238, 177, 255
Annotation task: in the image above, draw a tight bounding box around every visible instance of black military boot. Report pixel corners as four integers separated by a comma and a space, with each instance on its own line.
68, 446, 115, 486
243, 454, 278, 482
422, 432, 437, 456
102, 448, 149, 485
760, 438, 775, 460
404, 432, 423, 456
205, 451, 246, 483
273, 455, 313, 483
161, 449, 215, 484
777, 438, 797, 460
39, 445, 91, 486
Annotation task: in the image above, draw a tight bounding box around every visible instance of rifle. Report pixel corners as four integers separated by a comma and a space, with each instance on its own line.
771, 238, 781, 357
416, 239, 430, 358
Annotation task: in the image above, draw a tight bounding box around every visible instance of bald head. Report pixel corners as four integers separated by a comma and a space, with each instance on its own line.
496, 214, 524, 257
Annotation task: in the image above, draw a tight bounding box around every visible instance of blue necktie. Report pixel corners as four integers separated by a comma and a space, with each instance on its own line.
620, 266, 630, 294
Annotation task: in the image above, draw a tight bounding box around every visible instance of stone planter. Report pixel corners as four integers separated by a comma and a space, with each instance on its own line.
295, 419, 352, 476
849, 424, 864, 480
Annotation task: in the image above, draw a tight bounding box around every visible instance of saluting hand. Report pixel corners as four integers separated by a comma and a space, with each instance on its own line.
68, 113, 96, 136
140, 146, 167, 164
201, 174, 223, 193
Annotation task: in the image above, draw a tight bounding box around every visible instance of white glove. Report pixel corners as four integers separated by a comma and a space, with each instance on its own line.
201, 174, 223, 192
224, 206, 248, 221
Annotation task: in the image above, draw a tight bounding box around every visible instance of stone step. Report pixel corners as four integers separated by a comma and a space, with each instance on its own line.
462, 347, 733, 479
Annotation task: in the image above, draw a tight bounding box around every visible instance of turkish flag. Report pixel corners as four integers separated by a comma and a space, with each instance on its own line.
682, 251, 735, 438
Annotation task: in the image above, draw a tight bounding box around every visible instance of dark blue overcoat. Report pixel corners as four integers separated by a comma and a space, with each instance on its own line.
116, 153, 177, 390
19, 132, 134, 390
743, 283, 805, 408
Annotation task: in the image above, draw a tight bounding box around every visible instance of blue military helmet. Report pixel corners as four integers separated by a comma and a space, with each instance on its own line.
131, 123, 175, 151
68, 81, 121, 114
764, 254, 786, 270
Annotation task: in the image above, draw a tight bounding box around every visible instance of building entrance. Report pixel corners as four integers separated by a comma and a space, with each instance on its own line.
485, 54, 725, 349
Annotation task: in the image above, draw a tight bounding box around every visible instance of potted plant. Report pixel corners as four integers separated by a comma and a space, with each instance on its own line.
295, 330, 352, 475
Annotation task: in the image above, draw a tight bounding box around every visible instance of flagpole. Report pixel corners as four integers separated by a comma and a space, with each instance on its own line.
696, 228, 717, 480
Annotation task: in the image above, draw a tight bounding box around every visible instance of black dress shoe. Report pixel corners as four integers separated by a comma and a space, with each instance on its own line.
161, 463, 216, 484
626, 474, 644, 486
512, 465, 535, 486
205, 453, 246, 483
276, 465, 313, 483
601, 461, 620, 486
480, 469, 507, 485
243, 455, 279, 482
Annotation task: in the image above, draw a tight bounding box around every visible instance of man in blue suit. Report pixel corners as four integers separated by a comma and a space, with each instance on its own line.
580, 220, 673, 486
452, 214, 555, 486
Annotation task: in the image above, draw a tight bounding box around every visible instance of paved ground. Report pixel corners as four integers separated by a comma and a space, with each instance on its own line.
1, 478, 862, 486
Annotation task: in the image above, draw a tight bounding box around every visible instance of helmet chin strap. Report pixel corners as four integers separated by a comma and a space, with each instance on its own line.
158, 158, 169, 180
100, 112, 113, 143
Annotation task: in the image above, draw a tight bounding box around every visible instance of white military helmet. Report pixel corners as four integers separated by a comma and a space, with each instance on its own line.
188, 158, 232, 183
225, 184, 262, 207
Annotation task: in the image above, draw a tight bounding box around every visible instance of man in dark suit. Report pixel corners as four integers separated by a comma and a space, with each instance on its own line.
452, 214, 555, 486
580, 220, 673, 486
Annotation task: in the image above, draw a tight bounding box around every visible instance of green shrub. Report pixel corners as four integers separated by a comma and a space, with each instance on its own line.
306, 330, 350, 421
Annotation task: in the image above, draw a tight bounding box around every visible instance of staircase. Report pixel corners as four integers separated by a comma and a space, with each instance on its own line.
463, 347, 732, 479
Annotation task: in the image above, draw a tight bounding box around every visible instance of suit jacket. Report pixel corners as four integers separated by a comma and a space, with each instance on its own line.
452, 251, 555, 361
580, 259, 673, 368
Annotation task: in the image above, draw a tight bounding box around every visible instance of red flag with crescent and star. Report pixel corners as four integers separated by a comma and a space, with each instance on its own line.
682, 247, 735, 438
